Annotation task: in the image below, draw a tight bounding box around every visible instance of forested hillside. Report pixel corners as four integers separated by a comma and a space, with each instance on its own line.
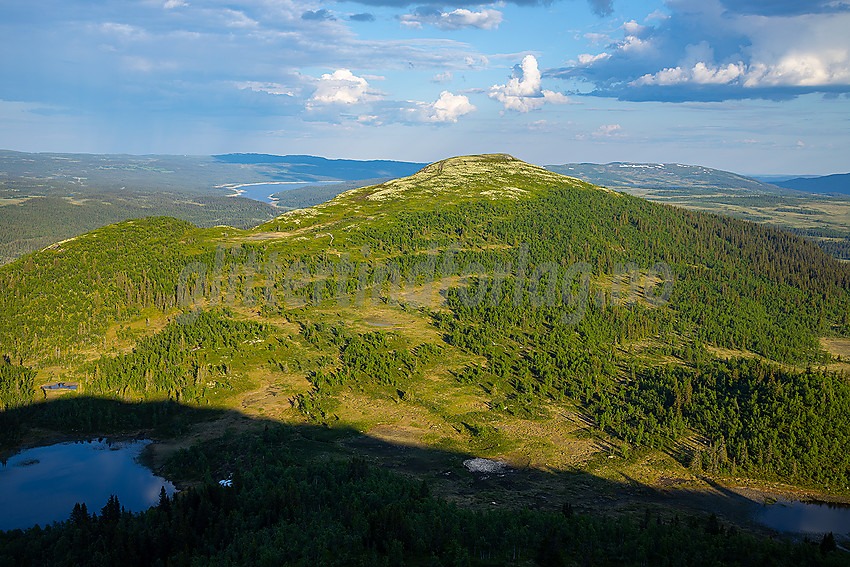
0, 192, 277, 265
0, 217, 202, 360
2, 155, 850, 559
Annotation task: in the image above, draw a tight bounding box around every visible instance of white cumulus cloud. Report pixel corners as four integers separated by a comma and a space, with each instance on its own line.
489, 55, 572, 112
742, 50, 850, 87
633, 61, 746, 86
309, 69, 380, 105
577, 52, 611, 65
633, 51, 850, 89
426, 91, 476, 122
621, 20, 645, 34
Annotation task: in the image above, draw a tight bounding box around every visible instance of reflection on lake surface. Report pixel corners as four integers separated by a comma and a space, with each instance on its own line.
755, 499, 850, 537
0, 439, 176, 531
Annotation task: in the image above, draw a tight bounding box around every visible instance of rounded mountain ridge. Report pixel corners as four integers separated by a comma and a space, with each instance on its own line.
320, 153, 601, 207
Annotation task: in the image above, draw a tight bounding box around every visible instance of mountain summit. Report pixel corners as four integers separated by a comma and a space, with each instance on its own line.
257, 154, 608, 237
327, 153, 606, 206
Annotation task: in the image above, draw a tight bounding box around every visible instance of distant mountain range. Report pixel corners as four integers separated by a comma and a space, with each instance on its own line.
0, 150, 427, 195
212, 154, 426, 182
768, 173, 850, 196
544, 162, 788, 195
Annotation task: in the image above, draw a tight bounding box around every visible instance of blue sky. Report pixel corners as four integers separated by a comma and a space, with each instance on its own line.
1, 0, 848, 174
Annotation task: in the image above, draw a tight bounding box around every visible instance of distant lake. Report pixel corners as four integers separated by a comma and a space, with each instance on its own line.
227, 182, 338, 204
754, 499, 850, 537
0, 439, 176, 531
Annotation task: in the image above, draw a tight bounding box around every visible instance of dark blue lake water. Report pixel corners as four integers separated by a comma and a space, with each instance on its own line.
228, 182, 336, 204
0, 439, 176, 531
754, 499, 850, 537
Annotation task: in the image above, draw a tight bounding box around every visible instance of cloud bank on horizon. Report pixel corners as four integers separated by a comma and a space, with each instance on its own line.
0, 0, 847, 174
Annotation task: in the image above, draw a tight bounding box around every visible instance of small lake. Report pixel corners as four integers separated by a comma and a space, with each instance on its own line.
754, 499, 850, 537
0, 439, 176, 531
228, 181, 338, 204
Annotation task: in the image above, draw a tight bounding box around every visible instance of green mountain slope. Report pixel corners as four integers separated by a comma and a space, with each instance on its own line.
545, 162, 850, 262
2, 153, 850, 496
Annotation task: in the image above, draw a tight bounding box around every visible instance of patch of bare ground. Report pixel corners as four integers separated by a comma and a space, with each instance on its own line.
708, 342, 850, 374
366, 424, 429, 447
311, 304, 444, 344
240, 218, 336, 242
227, 304, 301, 330
335, 392, 455, 439
235, 367, 310, 421
71, 308, 176, 365
495, 409, 606, 471
705, 344, 803, 372
821, 337, 850, 372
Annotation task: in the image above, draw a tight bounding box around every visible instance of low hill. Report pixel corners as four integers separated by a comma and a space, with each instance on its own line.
0, 192, 278, 265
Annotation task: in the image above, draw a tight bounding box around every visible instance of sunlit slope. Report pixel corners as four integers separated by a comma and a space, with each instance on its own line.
342, 153, 599, 202
2, 153, 849, 365
252, 153, 610, 253
0, 218, 228, 361
247, 154, 849, 364
2, 154, 850, 491
261, 152, 603, 230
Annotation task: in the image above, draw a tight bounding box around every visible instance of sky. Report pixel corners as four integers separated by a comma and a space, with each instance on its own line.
1, 0, 849, 175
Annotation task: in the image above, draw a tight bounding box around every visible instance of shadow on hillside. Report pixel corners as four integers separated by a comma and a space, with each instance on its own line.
0, 396, 766, 533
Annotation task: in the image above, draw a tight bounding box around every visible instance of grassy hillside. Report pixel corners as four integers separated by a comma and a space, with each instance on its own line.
2, 155, 850, 553
270, 177, 394, 210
